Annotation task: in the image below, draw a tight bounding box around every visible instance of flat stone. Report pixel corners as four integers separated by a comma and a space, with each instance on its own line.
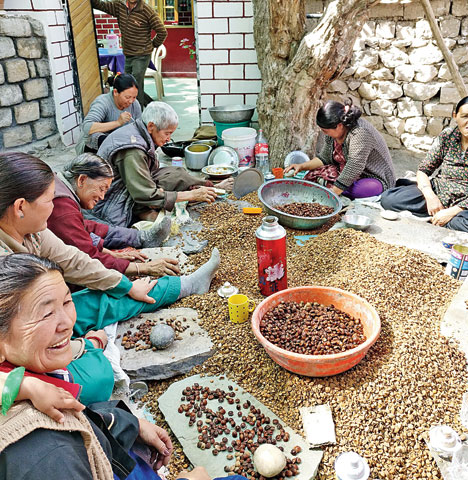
358, 82, 377, 100
33, 118, 56, 139
40, 97, 55, 117
0, 16, 31, 37
394, 65, 415, 82
453, 46, 468, 65
5, 58, 29, 83
328, 79, 347, 94
438, 64, 452, 80
0, 84, 22, 106
401, 133, 434, 154
354, 66, 372, 79
3, 124, 32, 148
352, 49, 379, 68
159, 374, 323, 480
409, 44, 444, 65
463, 18, 468, 37
443, 38, 457, 50
347, 79, 361, 91
396, 24, 414, 42
139, 246, 195, 274
117, 308, 214, 381
424, 102, 454, 118
370, 99, 395, 117
0, 37, 15, 59
415, 19, 432, 39
23, 78, 48, 100
405, 116, 427, 135
397, 98, 422, 118
403, 82, 440, 101
427, 117, 445, 137
0, 108, 12, 128
29, 18, 45, 37
377, 81, 403, 100
453, 0, 468, 16
440, 86, 460, 104
375, 20, 395, 39
27, 60, 36, 78
414, 65, 437, 83
369, 67, 393, 81
384, 117, 405, 137
0, 64, 3, 85
14, 101, 39, 124
379, 47, 409, 68
16, 37, 42, 59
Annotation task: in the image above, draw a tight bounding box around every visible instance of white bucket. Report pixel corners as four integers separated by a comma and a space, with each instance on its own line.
222, 127, 257, 167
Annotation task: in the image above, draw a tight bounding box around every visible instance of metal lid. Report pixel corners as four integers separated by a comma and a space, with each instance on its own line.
334, 452, 370, 480
429, 425, 462, 457
217, 282, 239, 298
233, 168, 264, 199
208, 146, 239, 168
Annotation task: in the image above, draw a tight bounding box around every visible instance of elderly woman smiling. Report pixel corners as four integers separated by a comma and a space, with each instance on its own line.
92, 101, 233, 227
48, 153, 181, 277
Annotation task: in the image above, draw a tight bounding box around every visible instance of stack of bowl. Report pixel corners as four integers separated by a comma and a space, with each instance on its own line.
208, 105, 256, 145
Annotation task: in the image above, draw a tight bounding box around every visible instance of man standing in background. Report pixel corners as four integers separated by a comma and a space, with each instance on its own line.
91, 0, 167, 108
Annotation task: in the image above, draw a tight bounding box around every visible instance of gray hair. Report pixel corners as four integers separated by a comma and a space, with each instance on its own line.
0, 254, 63, 337
62, 153, 113, 189
141, 101, 179, 130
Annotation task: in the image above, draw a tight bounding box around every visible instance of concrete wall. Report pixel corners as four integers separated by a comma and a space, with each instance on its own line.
2, 0, 81, 147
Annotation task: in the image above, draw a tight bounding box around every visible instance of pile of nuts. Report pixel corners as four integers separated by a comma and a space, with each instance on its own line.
121, 317, 190, 350
142, 200, 467, 480
177, 383, 301, 479
260, 301, 366, 355
275, 202, 335, 217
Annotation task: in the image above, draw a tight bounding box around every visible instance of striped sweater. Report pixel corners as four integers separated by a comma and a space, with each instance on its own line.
91, 0, 167, 56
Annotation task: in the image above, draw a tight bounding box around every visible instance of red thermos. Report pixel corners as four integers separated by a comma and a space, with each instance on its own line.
256, 216, 288, 296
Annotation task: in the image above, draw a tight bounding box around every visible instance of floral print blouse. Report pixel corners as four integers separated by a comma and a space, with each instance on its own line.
419, 127, 468, 209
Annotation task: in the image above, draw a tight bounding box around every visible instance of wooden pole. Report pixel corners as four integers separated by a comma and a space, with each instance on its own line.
420, 0, 468, 97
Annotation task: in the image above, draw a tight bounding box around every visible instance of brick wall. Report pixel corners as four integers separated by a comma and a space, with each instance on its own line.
3, 0, 80, 146
94, 11, 120, 42
196, 0, 260, 124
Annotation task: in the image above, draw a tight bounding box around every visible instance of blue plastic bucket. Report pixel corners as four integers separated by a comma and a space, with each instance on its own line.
214, 120, 250, 145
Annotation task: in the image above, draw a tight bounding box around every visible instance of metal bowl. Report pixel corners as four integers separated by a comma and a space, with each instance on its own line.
161, 141, 191, 158
208, 105, 256, 123
342, 214, 372, 231
202, 164, 238, 179
258, 179, 342, 230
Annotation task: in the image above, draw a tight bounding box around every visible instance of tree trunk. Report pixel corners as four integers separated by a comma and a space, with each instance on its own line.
252, 0, 374, 167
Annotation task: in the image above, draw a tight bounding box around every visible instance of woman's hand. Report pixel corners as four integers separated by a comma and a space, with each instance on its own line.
176, 466, 211, 480
106, 249, 148, 262
425, 194, 444, 216
138, 418, 173, 470
118, 111, 132, 126
284, 163, 303, 175
141, 258, 180, 277
189, 187, 217, 204
129, 277, 158, 304
18, 376, 84, 423
431, 206, 462, 227
85, 329, 108, 349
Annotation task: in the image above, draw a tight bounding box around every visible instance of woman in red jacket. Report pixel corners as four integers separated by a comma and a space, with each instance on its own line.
48, 153, 180, 277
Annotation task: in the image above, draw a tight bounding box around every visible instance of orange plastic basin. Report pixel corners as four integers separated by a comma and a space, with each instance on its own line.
251, 286, 381, 377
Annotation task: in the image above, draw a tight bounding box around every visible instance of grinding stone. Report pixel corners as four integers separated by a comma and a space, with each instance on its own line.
150, 324, 175, 349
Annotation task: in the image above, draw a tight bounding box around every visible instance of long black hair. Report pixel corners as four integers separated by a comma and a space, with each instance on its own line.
0, 152, 54, 219
316, 99, 362, 130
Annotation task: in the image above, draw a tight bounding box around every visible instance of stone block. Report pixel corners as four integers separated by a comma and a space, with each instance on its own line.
370, 67, 393, 81
362, 21, 376, 38
362, 101, 371, 116
405, 116, 427, 135
409, 44, 444, 65
393, 39, 412, 49
370, 99, 395, 117
0, 37, 15, 59
3, 124, 32, 148
28, 18, 45, 37
424, 102, 454, 117
462, 18, 468, 37
0, 108, 12, 128
369, 3, 403, 18
414, 65, 437, 83
430, 0, 451, 16
14, 101, 39, 124
0, 16, 31, 37
381, 132, 401, 149
384, 117, 405, 137
5, 58, 29, 83
27, 60, 36, 78
427, 118, 444, 137
397, 98, 422, 118
363, 115, 383, 130
35, 59, 50, 77
378, 81, 403, 100
33, 118, 56, 139
438, 64, 451, 80
348, 80, 361, 91
378, 39, 392, 49
379, 47, 409, 68
0, 64, 3, 85
453, 0, 468, 16
415, 19, 432, 39
395, 65, 415, 82
0, 84, 22, 106
329, 79, 347, 94
453, 46, 468, 65
444, 38, 457, 50
354, 66, 372, 79
358, 82, 378, 100
23, 78, 48, 100
404, 83, 440, 101
401, 133, 434, 154
440, 86, 460, 104
16, 37, 42, 59
341, 66, 356, 78
376, 21, 395, 39
352, 49, 379, 68
411, 38, 430, 48
396, 24, 414, 42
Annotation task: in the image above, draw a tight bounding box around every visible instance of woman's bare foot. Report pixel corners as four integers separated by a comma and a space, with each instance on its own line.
217, 177, 234, 191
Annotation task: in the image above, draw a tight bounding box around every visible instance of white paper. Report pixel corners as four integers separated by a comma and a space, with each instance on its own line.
300, 404, 336, 447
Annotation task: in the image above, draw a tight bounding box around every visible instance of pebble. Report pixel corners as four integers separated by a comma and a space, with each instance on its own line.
150, 324, 175, 349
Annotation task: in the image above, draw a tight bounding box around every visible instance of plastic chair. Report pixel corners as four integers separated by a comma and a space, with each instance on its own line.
145, 44, 166, 100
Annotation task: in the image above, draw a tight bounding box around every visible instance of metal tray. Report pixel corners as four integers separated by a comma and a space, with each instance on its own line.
207, 146, 239, 168
233, 168, 264, 199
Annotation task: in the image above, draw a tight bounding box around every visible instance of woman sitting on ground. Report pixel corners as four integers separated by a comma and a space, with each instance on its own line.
92, 101, 233, 227
284, 100, 396, 199
381, 96, 468, 232
0, 152, 221, 339
75, 73, 142, 155
48, 153, 180, 277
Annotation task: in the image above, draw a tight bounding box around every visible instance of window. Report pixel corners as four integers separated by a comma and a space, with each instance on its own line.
144, 0, 193, 26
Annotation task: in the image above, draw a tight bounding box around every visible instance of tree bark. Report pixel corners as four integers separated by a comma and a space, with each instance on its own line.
251, 0, 375, 167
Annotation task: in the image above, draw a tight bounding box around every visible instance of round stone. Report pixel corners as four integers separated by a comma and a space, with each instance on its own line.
150, 324, 175, 350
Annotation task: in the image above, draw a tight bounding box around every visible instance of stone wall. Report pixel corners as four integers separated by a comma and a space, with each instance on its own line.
0, 14, 57, 149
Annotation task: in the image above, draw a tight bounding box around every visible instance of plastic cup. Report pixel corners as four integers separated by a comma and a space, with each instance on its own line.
228, 294, 255, 323
272, 168, 284, 179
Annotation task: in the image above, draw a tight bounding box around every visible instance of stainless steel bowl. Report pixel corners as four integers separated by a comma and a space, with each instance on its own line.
342, 214, 372, 231
208, 105, 256, 123
258, 179, 342, 230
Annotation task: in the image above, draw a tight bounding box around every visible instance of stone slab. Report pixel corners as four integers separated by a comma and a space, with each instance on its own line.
139, 246, 195, 274
116, 308, 213, 381
158, 374, 323, 480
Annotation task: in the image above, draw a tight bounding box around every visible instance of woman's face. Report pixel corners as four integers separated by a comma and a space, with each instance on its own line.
321, 123, 348, 142
148, 122, 177, 147
454, 103, 468, 139
76, 175, 113, 210
114, 86, 138, 110
0, 271, 75, 373
21, 181, 55, 234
